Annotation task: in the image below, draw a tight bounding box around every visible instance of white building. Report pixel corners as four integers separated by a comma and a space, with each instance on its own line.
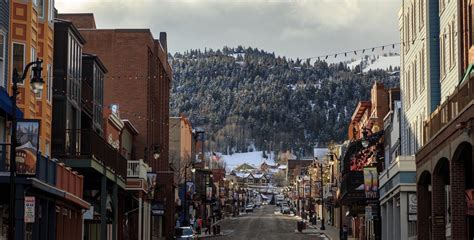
395, 0, 462, 239
379, 100, 417, 240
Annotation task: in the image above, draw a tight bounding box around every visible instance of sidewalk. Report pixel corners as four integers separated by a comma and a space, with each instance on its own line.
306, 224, 339, 240
292, 215, 344, 239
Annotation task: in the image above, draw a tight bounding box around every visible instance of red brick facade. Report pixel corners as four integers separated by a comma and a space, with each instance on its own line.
57, 13, 174, 239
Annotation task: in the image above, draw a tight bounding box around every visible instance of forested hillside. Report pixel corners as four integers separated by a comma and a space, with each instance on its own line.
170, 46, 399, 155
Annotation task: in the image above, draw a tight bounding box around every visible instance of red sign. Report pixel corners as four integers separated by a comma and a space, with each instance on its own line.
466, 189, 474, 216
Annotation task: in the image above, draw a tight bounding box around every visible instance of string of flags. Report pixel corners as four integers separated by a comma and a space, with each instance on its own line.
306, 30, 465, 61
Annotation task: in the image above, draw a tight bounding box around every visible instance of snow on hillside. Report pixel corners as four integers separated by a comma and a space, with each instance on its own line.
363, 55, 400, 72
222, 151, 275, 171
347, 55, 400, 72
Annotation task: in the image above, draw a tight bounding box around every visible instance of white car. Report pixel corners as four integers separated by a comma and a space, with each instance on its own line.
175, 226, 197, 240
245, 204, 254, 212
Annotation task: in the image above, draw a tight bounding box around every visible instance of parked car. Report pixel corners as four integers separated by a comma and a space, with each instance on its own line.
245, 204, 254, 212
175, 226, 197, 240
282, 206, 291, 214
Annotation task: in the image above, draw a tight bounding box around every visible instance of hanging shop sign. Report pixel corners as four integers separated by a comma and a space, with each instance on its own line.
466, 189, 474, 216
14, 120, 40, 175
151, 202, 165, 216
408, 193, 417, 221
363, 167, 378, 199
206, 187, 213, 201
147, 172, 157, 199
24, 196, 35, 223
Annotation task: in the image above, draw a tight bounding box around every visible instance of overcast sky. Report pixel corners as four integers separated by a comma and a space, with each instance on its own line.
56, 0, 401, 60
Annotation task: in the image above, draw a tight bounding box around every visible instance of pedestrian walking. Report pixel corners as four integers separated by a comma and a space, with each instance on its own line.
197, 217, 203, 234
205, 217, 212, 235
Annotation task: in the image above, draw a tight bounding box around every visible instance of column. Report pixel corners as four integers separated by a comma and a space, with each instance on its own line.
393, 197, 400, 240
387, 198, 393, 240
451, 157, 467, 240
113, 184, 118, 240
431, 173, 446, 240
15, 184, 25, 240
399, 192, 408, 240
417, 183, 431, 240
100, 176, 107, 240
139, 196, 143, 240
381, 203, 386, 240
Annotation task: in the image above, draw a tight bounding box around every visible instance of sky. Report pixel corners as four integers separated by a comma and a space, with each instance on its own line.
56, 0, 401, 60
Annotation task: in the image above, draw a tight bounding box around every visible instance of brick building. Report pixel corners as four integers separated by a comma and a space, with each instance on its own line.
57, 13, 174, 239
415, 1, 474, 240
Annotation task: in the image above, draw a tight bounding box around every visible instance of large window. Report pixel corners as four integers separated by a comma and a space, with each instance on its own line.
37, 0, 44, 18
0, 33, 5, 87
47, 64, 52, 102
12, 43, 25, 78
48, 0, 54, 22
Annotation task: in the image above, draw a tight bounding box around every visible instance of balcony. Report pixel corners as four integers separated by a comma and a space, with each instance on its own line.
424, 72, 474, 142
127, 159, 149, 179
59, 129, 127, 179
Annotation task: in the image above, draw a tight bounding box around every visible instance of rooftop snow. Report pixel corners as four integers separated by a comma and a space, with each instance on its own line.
222, 151, 275, 171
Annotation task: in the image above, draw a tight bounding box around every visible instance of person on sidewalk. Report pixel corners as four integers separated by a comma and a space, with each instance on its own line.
197, 217, 203, 234
205, 217, 212, 235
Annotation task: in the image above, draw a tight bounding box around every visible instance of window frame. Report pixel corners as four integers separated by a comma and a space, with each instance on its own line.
12, 42, 26, 85
0, 31, 5, 88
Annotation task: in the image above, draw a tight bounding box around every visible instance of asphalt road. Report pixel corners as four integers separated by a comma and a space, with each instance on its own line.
207, 205, 325, 240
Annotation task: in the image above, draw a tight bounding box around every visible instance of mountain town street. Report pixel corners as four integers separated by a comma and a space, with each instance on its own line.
209, 205, 328, 240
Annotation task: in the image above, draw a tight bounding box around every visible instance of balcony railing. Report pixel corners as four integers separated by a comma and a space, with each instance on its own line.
424, 72, 474, 141
60, 129, 127, 179
127, 159, 149, 179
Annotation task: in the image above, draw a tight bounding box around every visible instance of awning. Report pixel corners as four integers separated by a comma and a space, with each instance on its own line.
0, 89, 23, 118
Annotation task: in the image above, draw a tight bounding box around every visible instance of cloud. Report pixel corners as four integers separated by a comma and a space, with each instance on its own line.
55, 0, 400, 59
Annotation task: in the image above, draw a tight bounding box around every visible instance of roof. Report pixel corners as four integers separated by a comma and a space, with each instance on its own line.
351, 101, 371, 122
54, 18, 87, 45
82, 53, 108, 74
122, 119, 139, 135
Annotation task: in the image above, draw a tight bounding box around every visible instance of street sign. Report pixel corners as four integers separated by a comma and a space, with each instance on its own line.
24, 196, 35, 223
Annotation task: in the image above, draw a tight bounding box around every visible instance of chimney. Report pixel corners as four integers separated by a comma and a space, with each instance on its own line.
159, 32, 167, 54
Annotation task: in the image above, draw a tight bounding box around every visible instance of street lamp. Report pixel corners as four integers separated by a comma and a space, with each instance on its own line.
314, 157, 326, 230
153, 145, 160, 160
9, 59, 44, 240
297, 176, 302, 215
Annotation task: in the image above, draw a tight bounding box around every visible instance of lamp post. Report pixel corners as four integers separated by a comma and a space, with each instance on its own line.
297, 176, 302, 215
315, 157, 326, 230
9, 59, 44, 240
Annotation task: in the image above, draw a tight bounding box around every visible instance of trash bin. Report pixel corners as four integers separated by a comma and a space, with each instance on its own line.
297, 221, 303, 232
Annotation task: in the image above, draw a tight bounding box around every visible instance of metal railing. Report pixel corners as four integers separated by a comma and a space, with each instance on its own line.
60, 129, 127, 179
424, 72, 474, 141
127, 159, 148, 179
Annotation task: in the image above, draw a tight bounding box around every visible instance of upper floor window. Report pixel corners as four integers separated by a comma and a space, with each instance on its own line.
0, 33, 5, 88
37, 0, 44, 18
12, 43, 25, 79
471, 4, 474, 46
46, 64, 52, 103
48, 0, 54, 22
